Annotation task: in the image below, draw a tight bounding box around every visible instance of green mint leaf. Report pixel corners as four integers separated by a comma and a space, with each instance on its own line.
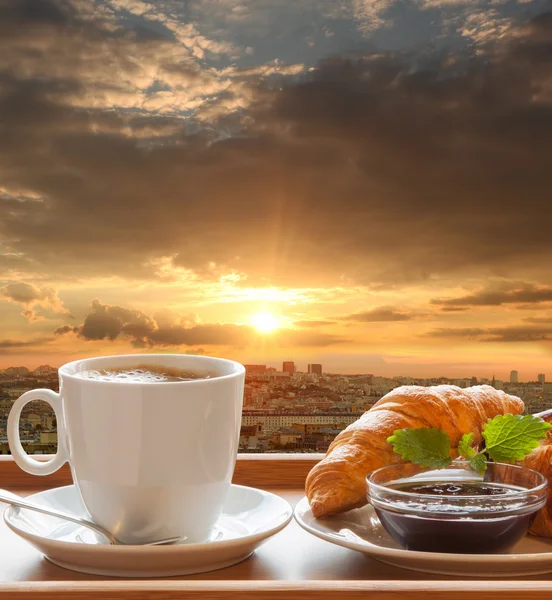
458, 432, 477, 459
387, 428, 452, 469
482, 414, 552, 463
469, 452, 487, 475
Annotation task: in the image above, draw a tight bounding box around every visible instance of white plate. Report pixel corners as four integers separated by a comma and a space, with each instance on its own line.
294, 496, 552, 577
4, 484, 292, 577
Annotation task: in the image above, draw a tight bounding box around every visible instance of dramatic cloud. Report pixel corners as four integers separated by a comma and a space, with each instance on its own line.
82, 299, 157, 340
0, 0, 241, 120
524, 317, 552, 324
426, 325, 552, 342
0, 337, 54, 354
56, 300, 348, 348
2, 282, 48, 304
340, 307, 412, 322
0, 281, 72, 321
54, 325, 79, 336
432, 284, 552, 308
0, 338, 48, 348
486, 327, 552, 343
426, 328, 486, 339
2, 0, 552, 374
0, 2, 551, 289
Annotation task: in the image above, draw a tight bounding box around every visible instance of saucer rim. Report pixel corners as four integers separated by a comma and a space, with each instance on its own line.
4, 483, 293, 552
293, 495, 552, 563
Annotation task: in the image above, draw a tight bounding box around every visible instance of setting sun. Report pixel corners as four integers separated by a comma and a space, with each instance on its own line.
250, 311, 281, 333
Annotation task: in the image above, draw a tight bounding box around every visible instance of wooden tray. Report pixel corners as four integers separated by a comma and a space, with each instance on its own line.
1, 454, 552, 599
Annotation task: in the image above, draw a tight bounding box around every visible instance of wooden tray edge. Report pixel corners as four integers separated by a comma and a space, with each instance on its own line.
0, 580, 551, 598
0, 454, 322, 488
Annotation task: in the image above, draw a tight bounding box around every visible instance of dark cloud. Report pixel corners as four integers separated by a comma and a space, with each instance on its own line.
80, 312, 123, 341
1, 282, 43, 304
426, 325, 552, 342
60, 300, 348, 348
524, 317, 552, 324
0, 2, 552, 289
432, 284, 552, 308
0, 339, 44, 348
146, 323, 346, 348
485, 327, 552, 343
69, 299, 158, 341
339, 307, 412, 322
54, 325, 79, 335
0, 0, 70, 26
0, 337, 54, 353
0, 253, 34, 274
426, 328, 486, 338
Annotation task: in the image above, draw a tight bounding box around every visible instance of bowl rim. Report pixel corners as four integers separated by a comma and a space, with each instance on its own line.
366, 460, 548, 501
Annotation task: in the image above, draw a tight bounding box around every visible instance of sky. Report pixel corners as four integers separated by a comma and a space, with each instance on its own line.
1, 0, 552, 379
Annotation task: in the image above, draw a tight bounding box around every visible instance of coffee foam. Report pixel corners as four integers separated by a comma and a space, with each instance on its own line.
74, 367, 210, 383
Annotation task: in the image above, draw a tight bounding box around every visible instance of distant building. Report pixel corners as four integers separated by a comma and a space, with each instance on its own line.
244, 365, 267, 375
543, 383, 552, 409
2, 366, 30, 377
240, 424, 262, 437
242, 413, 357, 436
26, 414, 41, 427
39, 431, 57, 444
282, 361, 296, 375
42, 415, 55, 429
33, 365, 57, 376
243, 371, 290, 382
5, 359, 552, 455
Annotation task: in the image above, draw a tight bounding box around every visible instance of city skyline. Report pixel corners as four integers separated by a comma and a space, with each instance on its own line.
2, 1, 552, 376
1, 358, 550, 455
0, 360, 548, 384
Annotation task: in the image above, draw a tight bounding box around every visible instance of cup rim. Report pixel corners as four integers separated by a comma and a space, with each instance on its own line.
58, 353, 245, 385
366, 460, 548, 500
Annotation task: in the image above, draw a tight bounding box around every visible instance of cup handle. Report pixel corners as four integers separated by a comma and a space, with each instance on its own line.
7, 389, 69, 476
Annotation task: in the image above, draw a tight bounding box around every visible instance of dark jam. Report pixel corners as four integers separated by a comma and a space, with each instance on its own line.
374, 481, 537, 554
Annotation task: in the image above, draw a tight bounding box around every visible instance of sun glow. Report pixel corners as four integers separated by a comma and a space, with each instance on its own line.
250, 311, 281, 333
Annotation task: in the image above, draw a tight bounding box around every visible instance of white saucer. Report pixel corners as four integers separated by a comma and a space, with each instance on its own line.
3, 484, 292, 577
294, 496, 552, 577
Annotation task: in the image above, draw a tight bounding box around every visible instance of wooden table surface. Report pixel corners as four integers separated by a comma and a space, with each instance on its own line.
0, 487, 451, 583
1, 487, 552, 598
2, 457, 552, 598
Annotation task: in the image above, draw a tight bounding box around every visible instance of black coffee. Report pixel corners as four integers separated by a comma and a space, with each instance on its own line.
74, 365, 213, 383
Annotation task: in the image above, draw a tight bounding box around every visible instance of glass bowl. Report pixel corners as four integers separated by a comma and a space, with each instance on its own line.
366, 461, 547, 554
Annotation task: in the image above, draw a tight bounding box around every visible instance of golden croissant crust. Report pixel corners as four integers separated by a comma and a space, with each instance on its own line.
305, 384, 524, 518
524, 411, 552, 538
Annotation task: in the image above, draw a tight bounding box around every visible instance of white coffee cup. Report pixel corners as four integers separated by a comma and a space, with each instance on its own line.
7, 354, 245, 544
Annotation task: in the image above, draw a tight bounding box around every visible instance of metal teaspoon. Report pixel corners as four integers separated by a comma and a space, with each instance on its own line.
0, 488, 185, 546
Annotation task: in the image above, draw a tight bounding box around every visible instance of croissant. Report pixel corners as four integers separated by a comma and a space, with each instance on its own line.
306, 384, 524, 518
523, 409, 552, 538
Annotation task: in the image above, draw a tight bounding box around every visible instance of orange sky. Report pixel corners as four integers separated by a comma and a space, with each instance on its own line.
2, 277, 552, 380
1, 0, 552, 380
